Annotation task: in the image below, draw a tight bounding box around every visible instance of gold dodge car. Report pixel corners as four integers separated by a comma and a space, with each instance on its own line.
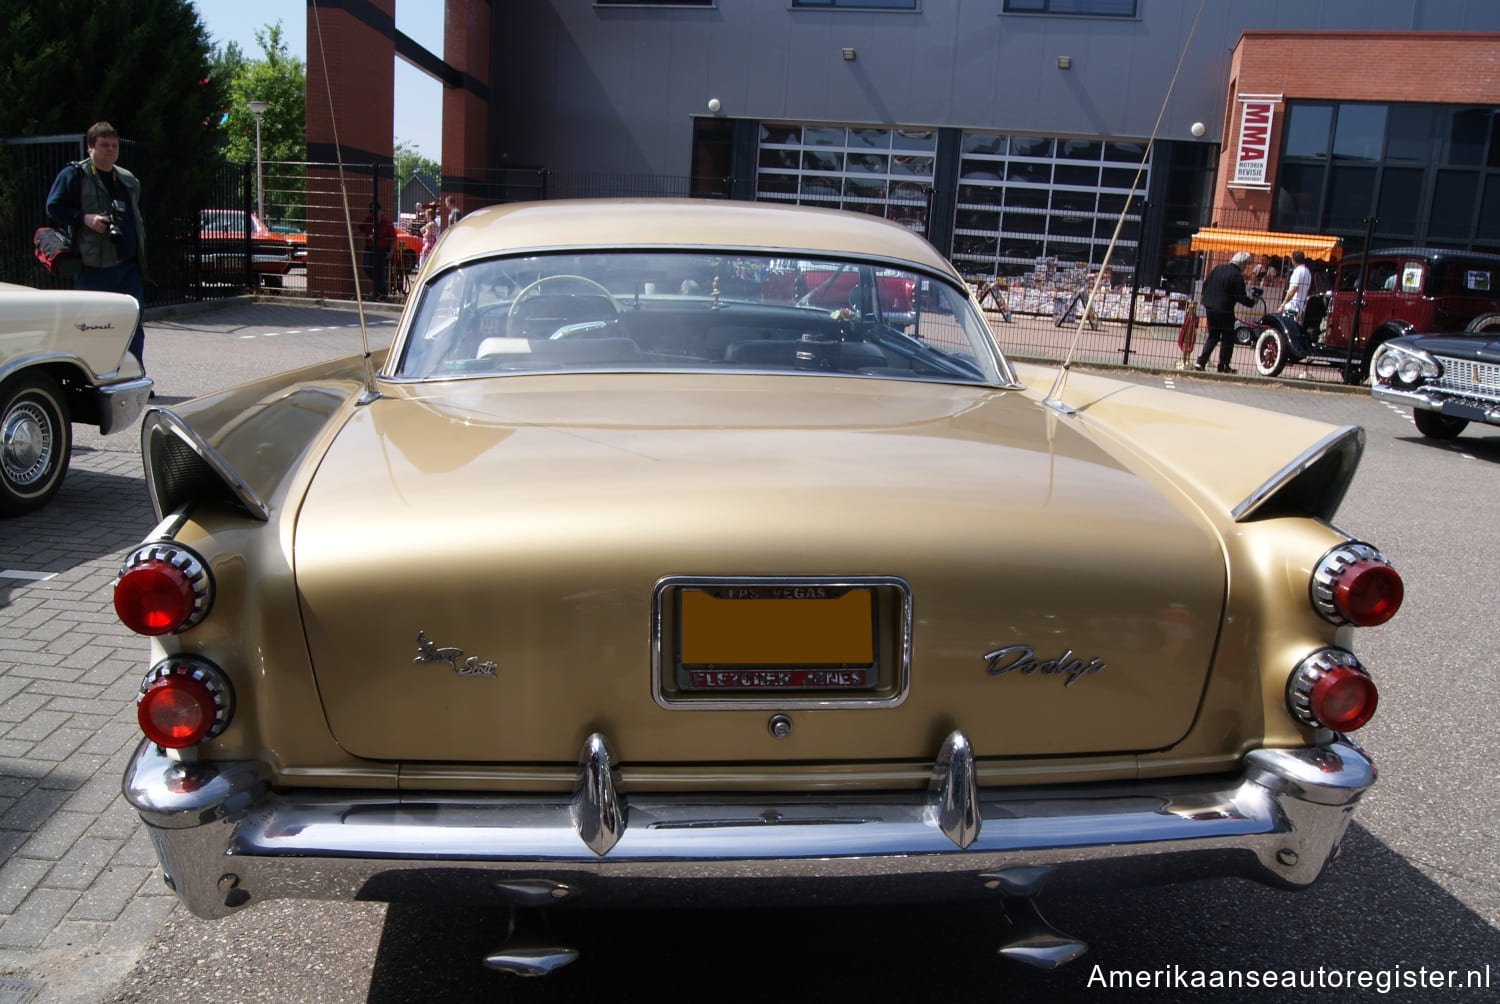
118, 201, 1401, 974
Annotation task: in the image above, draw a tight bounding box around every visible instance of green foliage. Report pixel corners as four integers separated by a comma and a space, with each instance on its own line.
395, 140, 441, 202
0, 0, 226, 285
217, 22, 306, 164
0, 0, 225, 154
211, 22, 308, 228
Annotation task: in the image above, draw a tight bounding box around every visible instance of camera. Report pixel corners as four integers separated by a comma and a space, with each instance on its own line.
105, 200, 127, 240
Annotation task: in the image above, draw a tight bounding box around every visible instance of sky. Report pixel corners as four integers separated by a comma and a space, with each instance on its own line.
193, 0, 445, 163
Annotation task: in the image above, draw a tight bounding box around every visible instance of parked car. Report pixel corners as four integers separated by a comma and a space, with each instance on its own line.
1253, 247, 1500, 382
760, 262, 916, 324
1369, 331, 1500, 439
0, 283, 152, 514
267, 223, 307, 266
118, 200, 1401, 975
195, 209, 294, 286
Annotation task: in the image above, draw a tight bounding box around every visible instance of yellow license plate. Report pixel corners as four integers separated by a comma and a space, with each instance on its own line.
679, 586, 874, 672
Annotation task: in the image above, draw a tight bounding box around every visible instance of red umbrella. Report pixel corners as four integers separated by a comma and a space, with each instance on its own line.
1176, 301, 1198, 356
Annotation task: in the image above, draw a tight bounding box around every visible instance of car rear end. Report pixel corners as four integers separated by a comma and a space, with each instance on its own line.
116, 201, 1402, 971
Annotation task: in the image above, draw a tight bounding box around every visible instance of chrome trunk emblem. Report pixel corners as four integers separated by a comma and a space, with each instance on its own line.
982, 645, 1105, 686
413, 631, 498, 677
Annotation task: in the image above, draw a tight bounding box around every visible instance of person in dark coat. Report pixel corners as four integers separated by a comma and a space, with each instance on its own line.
1195, 251, 1256, 373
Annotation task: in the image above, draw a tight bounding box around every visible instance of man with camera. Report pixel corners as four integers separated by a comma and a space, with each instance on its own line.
45, 121, 148, 369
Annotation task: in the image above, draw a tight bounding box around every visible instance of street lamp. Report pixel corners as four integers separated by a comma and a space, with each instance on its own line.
247, 100, 269, 221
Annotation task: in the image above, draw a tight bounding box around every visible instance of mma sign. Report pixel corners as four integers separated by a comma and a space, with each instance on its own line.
1232, 97, 1278, 189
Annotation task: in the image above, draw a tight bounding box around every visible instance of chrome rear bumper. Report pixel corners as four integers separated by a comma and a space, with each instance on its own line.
123, 733, 1374, 921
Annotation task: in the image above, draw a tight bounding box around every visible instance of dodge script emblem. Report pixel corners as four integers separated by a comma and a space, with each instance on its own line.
982, 645, 1105, 687
413, 631, 498, 677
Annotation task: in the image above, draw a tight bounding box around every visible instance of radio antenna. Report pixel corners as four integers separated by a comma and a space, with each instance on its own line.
309, 0, 380, 405
1043, 0, 1206, 413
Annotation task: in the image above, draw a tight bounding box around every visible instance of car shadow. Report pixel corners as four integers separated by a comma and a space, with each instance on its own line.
1394, 432, 1500, 463
0, 462, 153, 608
364, 824, 1500, 1003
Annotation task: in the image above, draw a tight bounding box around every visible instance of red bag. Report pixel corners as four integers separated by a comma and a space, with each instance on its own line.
33, 227, 81, 277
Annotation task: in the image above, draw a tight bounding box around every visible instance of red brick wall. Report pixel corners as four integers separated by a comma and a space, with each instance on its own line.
305, 2, 397, 299
442, 0, 490, 217
1213, 32, 1500, 231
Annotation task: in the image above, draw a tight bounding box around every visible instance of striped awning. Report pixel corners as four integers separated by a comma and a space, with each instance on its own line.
1189, 228, 1343, 261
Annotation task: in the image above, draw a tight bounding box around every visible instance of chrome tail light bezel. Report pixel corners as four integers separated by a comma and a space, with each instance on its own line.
1286, 648, 1377, 732
115, 541, 214, 635
1310, 541, 1402, 627
137, 655, 235, 748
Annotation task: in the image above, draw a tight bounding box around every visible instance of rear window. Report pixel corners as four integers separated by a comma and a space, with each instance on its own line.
392, 250, 1008, 386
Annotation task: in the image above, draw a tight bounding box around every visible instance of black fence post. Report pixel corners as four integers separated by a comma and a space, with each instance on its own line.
1122, 201, 1148, 365
1343, 215, 1378, 383
243, 165, 255, 290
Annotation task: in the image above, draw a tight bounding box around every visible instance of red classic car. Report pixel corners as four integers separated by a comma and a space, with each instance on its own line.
196, 210, 294, 287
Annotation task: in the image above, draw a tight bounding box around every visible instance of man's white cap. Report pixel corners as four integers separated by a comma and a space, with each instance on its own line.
1230, 251, 1251, 265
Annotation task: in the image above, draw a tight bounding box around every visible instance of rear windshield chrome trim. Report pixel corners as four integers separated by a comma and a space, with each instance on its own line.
651, 575, 912, 711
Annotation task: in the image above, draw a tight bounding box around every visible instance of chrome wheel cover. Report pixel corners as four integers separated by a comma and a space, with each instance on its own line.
2, 400, 53, 488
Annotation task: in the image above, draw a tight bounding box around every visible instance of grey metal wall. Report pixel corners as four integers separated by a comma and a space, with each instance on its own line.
487, 1, 1500, 178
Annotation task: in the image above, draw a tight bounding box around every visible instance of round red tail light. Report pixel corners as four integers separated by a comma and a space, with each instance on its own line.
1287, 649, 1378, 733
137, 657, 233, 749
1311, 543, 1403, 627
1332, 559, 1403, 626
114, 543, 212, 636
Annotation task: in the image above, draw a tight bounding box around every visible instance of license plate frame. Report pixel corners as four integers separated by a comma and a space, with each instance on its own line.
652, 576, 911, 710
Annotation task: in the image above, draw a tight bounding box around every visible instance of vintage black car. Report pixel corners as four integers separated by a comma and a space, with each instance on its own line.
1254, 247, 1500, 383
1370, 331, 1500, 439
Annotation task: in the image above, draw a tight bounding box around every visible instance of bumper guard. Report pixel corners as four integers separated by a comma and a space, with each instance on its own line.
123, 731, 1374, 920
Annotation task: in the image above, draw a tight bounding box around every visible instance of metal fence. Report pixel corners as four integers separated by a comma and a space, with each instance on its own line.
0, 135, 267, 307
4, 140, 1364, 383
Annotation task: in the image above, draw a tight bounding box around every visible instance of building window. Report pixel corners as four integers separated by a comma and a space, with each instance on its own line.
951, 128, 1146, 277
1275, 101, 1500, 250
1003, 0, 1137, 16
756, 124, 935, 231
792, 0, 918, 8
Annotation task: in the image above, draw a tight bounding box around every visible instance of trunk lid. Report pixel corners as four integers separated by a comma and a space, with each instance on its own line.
294, 374, 1225, 765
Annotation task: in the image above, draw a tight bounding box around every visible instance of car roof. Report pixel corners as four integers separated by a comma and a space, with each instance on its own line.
429, 199, 958, 277
1339, 246, 1500, 266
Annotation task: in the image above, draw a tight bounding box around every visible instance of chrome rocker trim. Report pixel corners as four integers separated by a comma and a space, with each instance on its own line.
124, 732, 1374, 922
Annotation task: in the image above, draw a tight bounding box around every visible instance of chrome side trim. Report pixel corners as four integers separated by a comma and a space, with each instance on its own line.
140, 408, 269, 523
1231, 424, 1364, 523
570, 733, 625, 857
125, 738, 1374, 921
927, 730, 980, 850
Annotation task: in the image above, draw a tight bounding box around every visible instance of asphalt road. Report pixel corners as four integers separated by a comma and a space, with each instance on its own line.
56, 301, 1500, 1002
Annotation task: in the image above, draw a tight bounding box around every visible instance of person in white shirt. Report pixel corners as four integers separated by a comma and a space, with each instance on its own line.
1280, 250, 1312, 320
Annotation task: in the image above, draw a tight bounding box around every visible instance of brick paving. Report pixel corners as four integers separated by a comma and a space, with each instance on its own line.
0, 443, 176, 1002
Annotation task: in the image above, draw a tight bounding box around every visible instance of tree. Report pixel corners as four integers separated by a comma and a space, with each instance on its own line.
395, 140, 441, 210
216, 22, 306, 165
213, 22, 308, 226
0, 0, 226, 285
0, 0, 225, 155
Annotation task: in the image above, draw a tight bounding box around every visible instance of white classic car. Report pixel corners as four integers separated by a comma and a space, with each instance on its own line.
1, 282, 153, 515
118, 200, 1400, 975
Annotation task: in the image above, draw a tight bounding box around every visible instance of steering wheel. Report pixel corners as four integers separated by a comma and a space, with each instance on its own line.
506, 274, 621, 338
